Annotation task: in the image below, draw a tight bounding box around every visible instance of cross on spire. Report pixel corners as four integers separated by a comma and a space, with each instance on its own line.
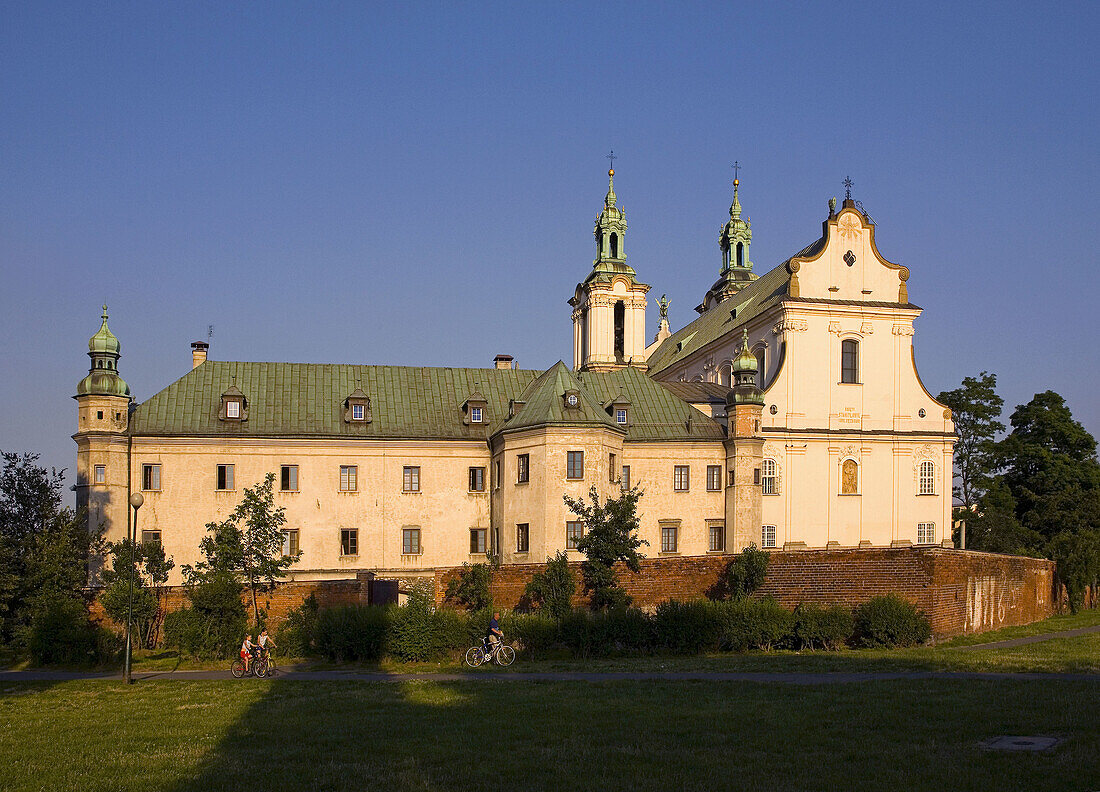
732, 161, 741, 183
606, 149, 616, 171
844, 176, 853, 200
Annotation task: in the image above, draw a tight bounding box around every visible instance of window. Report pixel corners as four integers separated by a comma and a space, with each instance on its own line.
494, 460, 501, 489
340, 465, 358, 492
841, 459, 859, 495
674, 465, 690, 492
340, 528, 358, 556
402, 527, 421, 555
141, 464, 161, 491
281, 529, 299, 557
566, 521, 584, 549
351, 403, 365, 421
762, 525, 777, 548
469, 467, 485, 492
917, 522, 936, 545
755, 350, 766, 387
841, 339, 859, 383
97, 410, 103, 419
761, 459, 778, 495
226, 400, 240, 418
517, 454, 530, 484
567, 451, 584, 480
141, 530, 161, 546
93, 465, 105, 484
516, 523, 529, 553
919, 461, 935, 495
661, 524, 678, 553
719, 365, 732, 387
280, 465, 298, 492
216, 464, 234, 491
470, 406, 483, 423
615, 408, 627, 425
706, 465, 722, 492
621, 465, 630, 491
470, 528, 487, 554
609, 453, 617, 483
709, 524, 725, 552
403, 466, 420, 492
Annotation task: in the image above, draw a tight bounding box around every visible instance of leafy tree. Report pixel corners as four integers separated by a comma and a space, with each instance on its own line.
963, 478, 1043, 556
937, 372, 1004, 542
709, 544, 770, 600
99, 539, 175, 648
564, 486, 647, 610
1047, 530, 1100, 612
524, 551, 576, 619
183, 473, 300, 625
445, 562, 493, 611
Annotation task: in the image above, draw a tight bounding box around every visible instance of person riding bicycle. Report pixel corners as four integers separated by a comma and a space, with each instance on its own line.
257, 628, 275, 662
240, 634, 255, 674
484, 611, 503, 656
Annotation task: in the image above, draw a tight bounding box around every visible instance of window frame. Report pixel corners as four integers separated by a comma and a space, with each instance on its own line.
761, 459, 778, 495
469, 528, 487, 555
216, 463, 235, 492
402, 527, 422, 555
840, 339, 860, 384
673, 465, 690, 492
468, 466, 486, 493
567, 451, 584, 480
226, 399, 241, 418
141, 464, 161, 492
517, 453, 530, 484
917, 522, 936, 545
340, 528, 358, 557
403, 465, 421, 493
565, 520, 584, 550
660, 524, 679, 554
470, 406, 483, 423
621, 464, 631, 491
761, 525, 777, 548
609, 453, 617, 483
93, 464, 106, 484
706, 465, 722, 492
918, 461, 936, 495
340, 465, 358, 492
280, 464, 299, 492
281, 529, 300, 557
708, 523, 725, 553
141, 530, 161, 546
516, 523, 529, 553
351, 403, 365, 421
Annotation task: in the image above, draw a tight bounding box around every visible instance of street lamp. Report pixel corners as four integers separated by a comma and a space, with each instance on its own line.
124, 492, 144, 684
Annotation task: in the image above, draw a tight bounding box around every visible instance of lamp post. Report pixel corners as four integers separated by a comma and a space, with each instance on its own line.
124, 492, 144, 684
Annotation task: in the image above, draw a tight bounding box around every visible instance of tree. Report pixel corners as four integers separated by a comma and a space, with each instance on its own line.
963, 478, 1043, 556
444, 562, 493, 611
563, 486, 647, 610
99, 538, 175, 648
709, 544, 770, 600
524, 551, 576, 619
937, 372, 1004, 538
1047, 530, 1100, 613
183, 473, 300, 625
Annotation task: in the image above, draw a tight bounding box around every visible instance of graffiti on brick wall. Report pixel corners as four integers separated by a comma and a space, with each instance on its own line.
966, 574, 1021, 631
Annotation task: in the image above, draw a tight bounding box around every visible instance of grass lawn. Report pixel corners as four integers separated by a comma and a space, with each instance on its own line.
1, 677, 1098, 792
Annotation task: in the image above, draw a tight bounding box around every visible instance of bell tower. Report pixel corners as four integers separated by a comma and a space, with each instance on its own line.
569, 165, 650, 371
697, 174, 758, 313
724, 330, 765, 551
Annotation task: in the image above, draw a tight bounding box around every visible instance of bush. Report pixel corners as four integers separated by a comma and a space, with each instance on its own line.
274, 594, 319, 657
558, 607, 653, 656
164, 571, 248, 659
715, 597, 793, 651
313, 604, 391, 662
444, 563, 493, 611
524, 552, 576, 619
503, 612, 560, 658
792, 603, 854, 651
26, 594, 116, 666
654, 600, 722, 653
852, 595, 931, 648
710, 545, 770, 600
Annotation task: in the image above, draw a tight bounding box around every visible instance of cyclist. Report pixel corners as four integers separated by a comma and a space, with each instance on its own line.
484, 611, 503, 657
240, 634, 255, 674
257, 628, 275, 662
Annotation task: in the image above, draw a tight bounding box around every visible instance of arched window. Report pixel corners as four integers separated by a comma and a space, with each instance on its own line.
754, 349, 766, 388
841, 459, 859, 494
919, 461, 935, 495
613, 301, 625, 358
719, 364, 732, 387
841, 339, 859, 384
736, 241, 744, 268
610, 233, 619, 258
761, 459, 778, 495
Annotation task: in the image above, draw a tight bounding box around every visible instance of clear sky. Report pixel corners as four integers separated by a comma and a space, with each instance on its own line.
2, 1, 1097, 496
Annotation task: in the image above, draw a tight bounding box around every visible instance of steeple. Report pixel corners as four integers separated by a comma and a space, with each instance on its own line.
592, 166, 629, 272
77, 306, 130, 398
696, 174, 758, 314
727, 329, 764, 406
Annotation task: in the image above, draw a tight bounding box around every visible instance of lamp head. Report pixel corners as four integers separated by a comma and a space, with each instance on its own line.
129, 492, 144, 510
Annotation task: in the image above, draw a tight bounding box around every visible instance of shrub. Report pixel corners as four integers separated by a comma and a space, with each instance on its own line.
852, 594, 931, 648
710, 545, 770, 600
388, 581, 439, 662
716, 597, 793, 651
792, 603, 854, 651
313, 604, 391, 662
274, 594, 319, 657
524, 552, 576, 619
444, 563, 493, 611
558, 607, 653, 656
163, 571, 248, 659
431, 608, 470, 656
654, 600, 722, 653
503, 612, 560, 658
26, 593, 113, 666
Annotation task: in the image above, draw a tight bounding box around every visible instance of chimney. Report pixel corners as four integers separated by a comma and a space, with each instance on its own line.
494, 354, 513, 370
191, 341, 209, 369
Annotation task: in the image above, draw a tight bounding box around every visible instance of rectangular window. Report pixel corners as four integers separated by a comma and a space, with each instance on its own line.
469, 467, 485, 492
351, 403, 365, 421
621, 465, 630, 491
516, 523, 529, 553
729, 470, 736, 487
216, 464, 234, 491
280, 465, 298, 492
661, 524, 678, 553
674, 465, 690, 492
919, 461, 936, 495
93, 465, 106, 484
609, 453, 617, 483
402, 527, 421, 555
517, 454, 530, 484
226, 400, 240, 418
141, 464, 161, 492
762, 459, 778, 494
761, 525, 777, 548
340, 465, 357, 492
281, 529, 299, 557
567, 451, 584, 480
141, 530, 161, 546
917, 522, 936, 545
566, 520, 584, 550
470, 528, 487, 554
403, 466, 420, 492
470, 406, 483, 423
340, 528, 358, 556
494, 460, 501, 489
709, 524, 725, 552
615, 408, 627, 425
841, 339, 859, 384
706, 465, 722, 492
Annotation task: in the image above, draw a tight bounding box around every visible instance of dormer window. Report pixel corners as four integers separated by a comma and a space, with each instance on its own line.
563, 390, 581, 410
343, 387, 372, 424
462, 391, 488, 426
226, 400, 240, 418
616, 408, 627, 425
605, 393, 631, 426
470, 406, 483, 423
219, 385, 248, 422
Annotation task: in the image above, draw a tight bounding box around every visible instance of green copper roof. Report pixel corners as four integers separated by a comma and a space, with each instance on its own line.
578, 366, 726, 441
88, 305, 121, 355
77, 306, 130, 397
497, 361, 622, 435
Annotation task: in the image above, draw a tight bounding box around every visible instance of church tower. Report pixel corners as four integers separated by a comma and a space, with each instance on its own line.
724, 330, 765, 551
569, 167, 650, 371
696, 177, 757, 314
73, 306, 132, 544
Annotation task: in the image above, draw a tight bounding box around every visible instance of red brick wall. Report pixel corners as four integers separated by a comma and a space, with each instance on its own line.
436, 547, 1056, 638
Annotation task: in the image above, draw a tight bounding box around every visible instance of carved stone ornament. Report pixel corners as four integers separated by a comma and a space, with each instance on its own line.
892, 324, 915, 336
773, 318, 808, 335
838, 214, 861, 241
860, 322, 874, 335
913, 444, 937, 483
828, 321, 842, 335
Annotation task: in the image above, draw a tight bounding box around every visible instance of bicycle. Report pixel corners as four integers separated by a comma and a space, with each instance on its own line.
230, 654, 269, 678
464, 639, 515, 667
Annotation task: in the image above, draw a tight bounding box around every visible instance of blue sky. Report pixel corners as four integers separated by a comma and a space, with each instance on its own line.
2, 1, 1097, 493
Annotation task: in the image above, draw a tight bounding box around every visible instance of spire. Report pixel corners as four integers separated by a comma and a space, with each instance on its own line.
727, 329, 763, 406
730, 178, 742, 220
605, 167, 617, 208
696, 168, 757, 314
589, 158, 630, 273
77, 306, 130, 397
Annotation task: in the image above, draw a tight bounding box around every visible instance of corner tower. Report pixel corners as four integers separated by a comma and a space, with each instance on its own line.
697, 177, 757, 314
569, 167, 650, 371
724, 330, 765, 551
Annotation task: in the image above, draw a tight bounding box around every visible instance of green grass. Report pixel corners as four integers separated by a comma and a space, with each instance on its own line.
1, 678, 1098, 791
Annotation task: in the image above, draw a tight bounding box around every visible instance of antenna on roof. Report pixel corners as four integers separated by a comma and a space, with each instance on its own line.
207, 325, 214, 342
